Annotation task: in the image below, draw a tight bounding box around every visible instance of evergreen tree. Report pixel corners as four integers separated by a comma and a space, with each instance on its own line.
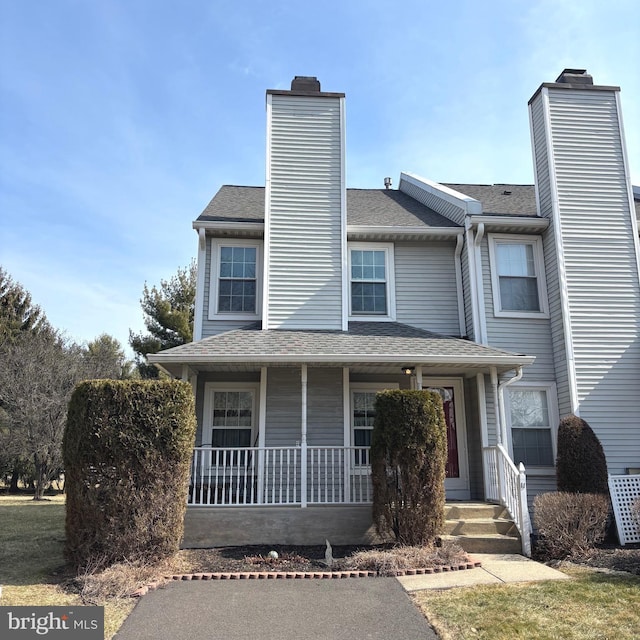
129, 261, 196, 378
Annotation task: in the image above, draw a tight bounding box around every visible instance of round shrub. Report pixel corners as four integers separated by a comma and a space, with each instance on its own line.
556, 414, 609, 495
63, 379, 196, 571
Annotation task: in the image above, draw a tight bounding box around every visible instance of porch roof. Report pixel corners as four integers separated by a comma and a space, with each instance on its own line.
149, 322, 534, 376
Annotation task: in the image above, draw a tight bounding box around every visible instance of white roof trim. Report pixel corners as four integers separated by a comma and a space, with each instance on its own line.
193, 221, 265, 231
347, 225, 463, 237
149, 352, 535, 366
400, 172, 483, 215
468, 216, 549, 229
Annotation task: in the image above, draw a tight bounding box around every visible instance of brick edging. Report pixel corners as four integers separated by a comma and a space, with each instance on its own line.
130, 561, 482, 597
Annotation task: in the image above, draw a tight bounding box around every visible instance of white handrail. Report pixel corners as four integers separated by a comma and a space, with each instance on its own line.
483, 444, 532, 556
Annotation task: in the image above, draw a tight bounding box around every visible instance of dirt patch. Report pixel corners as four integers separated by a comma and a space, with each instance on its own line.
174, 542, 469, 576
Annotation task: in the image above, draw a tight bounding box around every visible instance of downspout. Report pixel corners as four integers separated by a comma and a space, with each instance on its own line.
465, 222, 481, 342
453, 233, 466, 337
497, 366, 523, 448
473, 222, 487, 344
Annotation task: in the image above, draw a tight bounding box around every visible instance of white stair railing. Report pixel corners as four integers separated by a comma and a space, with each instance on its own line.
483, 444, 532, 556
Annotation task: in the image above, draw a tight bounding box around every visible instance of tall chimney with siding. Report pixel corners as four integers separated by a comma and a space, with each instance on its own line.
528, 69, 640, 474
263, 77, 346, 330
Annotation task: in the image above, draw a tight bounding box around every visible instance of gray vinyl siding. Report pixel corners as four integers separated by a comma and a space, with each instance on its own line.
399, 177, 467, 225
464, 378, 483, 500
307, 369, 344, 446
264, 368, 343, 447
541, 87, 640, 474
481, 237, 556, 381
394, 241, 461, 335
264, 368, 302, 447
460, 240, 474, 340
266, 95, 344, 330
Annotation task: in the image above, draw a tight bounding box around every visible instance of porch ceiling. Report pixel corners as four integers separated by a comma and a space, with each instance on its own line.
149, 322, 534, 378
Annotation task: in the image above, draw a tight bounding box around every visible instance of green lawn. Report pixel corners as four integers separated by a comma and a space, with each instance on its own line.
414, 566, 640, 640
0, 494, 134, 639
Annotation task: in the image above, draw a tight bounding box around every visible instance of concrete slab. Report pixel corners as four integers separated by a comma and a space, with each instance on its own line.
397, 553, 569, 592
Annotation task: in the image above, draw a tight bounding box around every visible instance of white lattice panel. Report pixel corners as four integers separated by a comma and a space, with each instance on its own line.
609, 474, 640, 545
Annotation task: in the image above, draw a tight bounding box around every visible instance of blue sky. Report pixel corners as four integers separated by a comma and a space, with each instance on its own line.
1, 0, 639, 355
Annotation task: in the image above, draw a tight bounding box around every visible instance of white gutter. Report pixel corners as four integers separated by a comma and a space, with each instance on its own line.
149, 352, 535, 366
192, 220, 264, 235
454, 234, 466, 337
347, 226, 463, 238
497, 366, 523, 447
467, 216, 549, 230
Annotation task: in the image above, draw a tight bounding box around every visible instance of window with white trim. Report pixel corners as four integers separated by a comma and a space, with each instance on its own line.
488, 235, 548, 317
209, 239, 261, 320
348, 243, 395, 320
506, 384, 557, 468
351, 383, 398, 465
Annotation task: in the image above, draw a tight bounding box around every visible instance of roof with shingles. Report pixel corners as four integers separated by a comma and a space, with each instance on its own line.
149, 322, 532, 365
197, 184, 542, 225
197, 186, 460, 228
442, 184, 537, 216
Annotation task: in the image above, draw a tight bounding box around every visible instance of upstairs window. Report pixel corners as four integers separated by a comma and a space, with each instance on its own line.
209, 239, 261, 320
349, 243, 395, 321
489, 235, 548, 318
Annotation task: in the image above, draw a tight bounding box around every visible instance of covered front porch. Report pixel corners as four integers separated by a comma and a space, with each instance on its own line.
149, 322, 534, 554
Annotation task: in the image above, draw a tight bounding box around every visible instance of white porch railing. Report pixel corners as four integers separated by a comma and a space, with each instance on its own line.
483, 444, 532, 556
188, 446, 371, 507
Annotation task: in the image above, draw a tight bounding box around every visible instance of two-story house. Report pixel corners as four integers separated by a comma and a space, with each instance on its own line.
149, 70, 640, 554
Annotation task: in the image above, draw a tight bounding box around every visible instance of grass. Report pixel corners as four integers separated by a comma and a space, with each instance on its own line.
0, 494, 135, 640
413, 565, 640, 640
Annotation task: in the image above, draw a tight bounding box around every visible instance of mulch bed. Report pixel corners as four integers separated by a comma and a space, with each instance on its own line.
572, 544, 640, 575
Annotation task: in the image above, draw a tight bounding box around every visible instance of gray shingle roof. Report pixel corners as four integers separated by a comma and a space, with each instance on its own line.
442, 184, 537, 216
149, 322, 532, 368
197, 186, 459, 228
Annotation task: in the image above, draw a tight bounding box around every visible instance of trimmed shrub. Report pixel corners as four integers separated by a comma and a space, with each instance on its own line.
556, 414, 609, 495
63, 379, 196, 571
533, 491, 609, 559
371, 389, 447, 546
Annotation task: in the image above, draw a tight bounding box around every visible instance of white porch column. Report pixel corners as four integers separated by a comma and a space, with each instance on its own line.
490, 367, 501, 445
300, 364, 308, 508
477, 373, 492, 501
342, 367, 350, 503
257, 367, 267, 504
415, 365, 423, 390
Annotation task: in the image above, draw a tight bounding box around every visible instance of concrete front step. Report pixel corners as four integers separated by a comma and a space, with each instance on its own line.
441, 533, 522, 554
443, 517, 517, 536
443, 502, 522, 554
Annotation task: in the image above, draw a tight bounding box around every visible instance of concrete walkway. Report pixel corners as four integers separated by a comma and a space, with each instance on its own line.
398, 553, 569, 592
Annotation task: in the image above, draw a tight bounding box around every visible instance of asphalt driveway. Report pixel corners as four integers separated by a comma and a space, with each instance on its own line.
115, 578, 438, 640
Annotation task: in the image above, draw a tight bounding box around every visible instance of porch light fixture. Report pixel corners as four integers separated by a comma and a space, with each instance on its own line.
402, 366, 415, 376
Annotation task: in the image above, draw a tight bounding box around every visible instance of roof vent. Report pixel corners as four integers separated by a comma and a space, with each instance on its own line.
384, 177, 392, 190
502, 190, 512, 195
555, 69, 593, 85
290, 76, 321, 93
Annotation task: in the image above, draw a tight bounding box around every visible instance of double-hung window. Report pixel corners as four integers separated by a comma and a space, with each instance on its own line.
489, 235, 548, 317
209, 239, 261, 320
204, 384, 258, 465
507, 384, 557, 468
349, 243, 395, 320
351, 384, 398, 465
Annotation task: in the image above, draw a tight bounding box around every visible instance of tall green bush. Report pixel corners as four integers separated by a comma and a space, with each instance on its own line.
63, 379, 196, 570
371, 389, 447, 545
556, 414, 609, 495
